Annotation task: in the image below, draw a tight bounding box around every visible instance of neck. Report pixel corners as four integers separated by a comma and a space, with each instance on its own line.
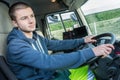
18, 28, 33, 39
23, 32, 33, 39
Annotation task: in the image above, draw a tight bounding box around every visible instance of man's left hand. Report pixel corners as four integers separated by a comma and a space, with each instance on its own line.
84, 36, 96, 43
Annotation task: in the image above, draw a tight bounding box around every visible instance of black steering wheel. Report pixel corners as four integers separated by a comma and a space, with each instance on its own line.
87, 32, 116, 64
87, 33, 120, 80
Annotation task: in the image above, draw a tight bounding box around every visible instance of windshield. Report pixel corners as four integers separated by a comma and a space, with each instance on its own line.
46, 11, 81, 40
81, 0, 120, 39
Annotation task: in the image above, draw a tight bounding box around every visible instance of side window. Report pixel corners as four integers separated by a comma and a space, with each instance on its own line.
46, 11, 80, 40
81, 0, 120, 39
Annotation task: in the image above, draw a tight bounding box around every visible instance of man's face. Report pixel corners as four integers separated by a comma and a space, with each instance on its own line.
13, 7, 36, 32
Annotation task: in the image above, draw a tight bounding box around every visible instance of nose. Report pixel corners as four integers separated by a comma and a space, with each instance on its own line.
28, 17, 34, 23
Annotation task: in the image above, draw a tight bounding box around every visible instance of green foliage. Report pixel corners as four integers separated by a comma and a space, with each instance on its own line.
49, 19, 77, 31
49, 22, 62, 31
50, 8, 120, 31
49, 8, 120, 39
86, 8, 120, 23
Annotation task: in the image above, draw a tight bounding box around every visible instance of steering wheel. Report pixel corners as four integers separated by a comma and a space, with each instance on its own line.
87, 32, 116, 64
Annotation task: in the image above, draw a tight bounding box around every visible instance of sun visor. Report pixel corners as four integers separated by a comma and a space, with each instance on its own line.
63, 0, 88, 10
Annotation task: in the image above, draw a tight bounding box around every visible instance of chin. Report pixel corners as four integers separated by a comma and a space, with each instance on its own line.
30, 27, 36, 31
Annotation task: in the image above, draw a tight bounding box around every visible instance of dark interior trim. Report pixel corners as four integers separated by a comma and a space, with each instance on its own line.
0, 0, 9, 7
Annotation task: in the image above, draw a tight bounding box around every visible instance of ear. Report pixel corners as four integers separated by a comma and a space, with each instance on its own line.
12, 20, 18, 27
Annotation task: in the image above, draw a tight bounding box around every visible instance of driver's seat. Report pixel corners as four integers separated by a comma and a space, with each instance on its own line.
0, 2, 17, 80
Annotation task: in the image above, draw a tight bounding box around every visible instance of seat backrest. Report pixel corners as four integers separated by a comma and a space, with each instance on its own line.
0, 2, 17, 80
0, 2, 12, 57
0, 56, 17, 80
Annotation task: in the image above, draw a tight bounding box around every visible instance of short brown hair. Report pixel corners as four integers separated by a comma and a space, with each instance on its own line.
9, 2, 31, 20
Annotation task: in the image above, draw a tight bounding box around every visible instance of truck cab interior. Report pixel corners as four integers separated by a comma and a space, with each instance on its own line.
0, 0, 120, 80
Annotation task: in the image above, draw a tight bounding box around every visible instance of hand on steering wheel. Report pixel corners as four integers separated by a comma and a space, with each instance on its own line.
87, 33, 115, 64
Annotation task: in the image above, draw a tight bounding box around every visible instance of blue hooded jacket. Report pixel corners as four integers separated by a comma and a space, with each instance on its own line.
6, 27, 95, 80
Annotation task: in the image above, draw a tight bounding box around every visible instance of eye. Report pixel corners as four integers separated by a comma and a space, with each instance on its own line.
20, 16, 27, 20
31, 14, 35, 18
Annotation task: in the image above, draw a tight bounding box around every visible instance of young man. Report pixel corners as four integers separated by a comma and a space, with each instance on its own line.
7, 2, 114, 80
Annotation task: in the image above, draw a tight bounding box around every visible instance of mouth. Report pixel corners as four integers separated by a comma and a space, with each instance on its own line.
29, 24, 35, 28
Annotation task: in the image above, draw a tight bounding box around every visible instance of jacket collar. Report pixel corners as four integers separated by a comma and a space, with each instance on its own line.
13, 27, 38, 43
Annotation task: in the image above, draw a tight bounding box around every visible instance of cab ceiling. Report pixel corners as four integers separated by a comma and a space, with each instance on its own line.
2, 0, 68, 17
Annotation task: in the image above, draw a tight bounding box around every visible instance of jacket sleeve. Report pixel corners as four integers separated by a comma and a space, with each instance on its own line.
7, 39, 95, 70
44, 37, 85, 51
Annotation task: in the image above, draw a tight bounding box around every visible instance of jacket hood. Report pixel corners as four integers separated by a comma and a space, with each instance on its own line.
7, 27, 37, 44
